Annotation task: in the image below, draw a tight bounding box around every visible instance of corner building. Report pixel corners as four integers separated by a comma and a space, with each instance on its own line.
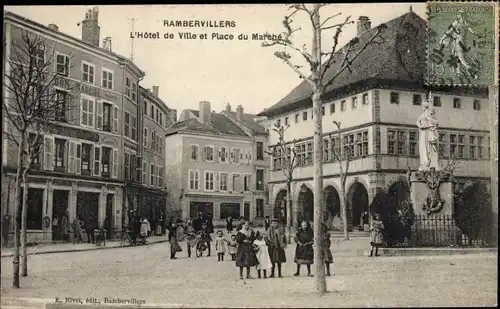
2, 9, 144, 241
258, 11, 491, 231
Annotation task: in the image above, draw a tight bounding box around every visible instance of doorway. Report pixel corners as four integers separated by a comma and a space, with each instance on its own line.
52, 190, 69, 241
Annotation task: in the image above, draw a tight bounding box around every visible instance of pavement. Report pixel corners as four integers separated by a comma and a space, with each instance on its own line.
1, 241, 497, 308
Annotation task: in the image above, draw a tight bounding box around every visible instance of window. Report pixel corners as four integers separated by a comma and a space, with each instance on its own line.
296, 144, 306, 166
409, 131, 418, 156
25, 188, 44, 230
477, 136, 484, 159
143, 128, 148, 148
131, 116, 137, 141
143, 100, 148, 115
32, 48, 44, 67
204, 146, 214, 161
150, 164, 155, 186
256, 199, 264, 218
302, 111, 307, 121
387, 130, 406, 155
141, 161, 147, 184
330, 103, 335, 114
160, 113, 163, 126
243, 175, 251, 191
469, 136, 477, 159
256, 142, 264, 160
352, 97, 358, 109
151, 130, 155, 150
256, 169, 264, 190
433, 96, 441, 107
220, 203, 241, 220
413, 94, 422, 105
453, 98, 461, 109
55, 90, 67, 122
54, 138, 65, 169
191, 145, 199, 160
189, 170, 200, 190
331, 136, 341, 160
124, 153, 130, 181
362, 93, 369, 105
340, 100, 346, 111
306, 142, 313, 165
232, 148, 240, 164
390, 92, 399, 104
295, 114, 299, 123
219, 146, 227, 163
150, 105, 154, 118
82, 62, 95, 84
449, 134, 465, 158
125, 78, 131, 97
343, 134, 355, 157
232, 174, 241, 191
473, 99, 481, 111
273, 148, 283, 170
102, 147, 111, 175
101, 102, 112, 132
132, 83, 137, 101
205, 171, 215, 191
159, 167, 164, 188
220, 172, 229, 191
438, 133, 447, 158
355, 131, 369, 156
155, 107, 160, 123
81, 96, 95, 127
102, 68, 113, 90
321, 106, 325, 116
27, 133, 42, 166
284, 117, 288, 126
56, 53, 69, 77
323, 139, 330, 162
93, 146, 101, 176
124, 112, 130, 138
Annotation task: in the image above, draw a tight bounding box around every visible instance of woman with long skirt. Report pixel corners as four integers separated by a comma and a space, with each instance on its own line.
293, 220, 314, 277
235, 220, 257, 279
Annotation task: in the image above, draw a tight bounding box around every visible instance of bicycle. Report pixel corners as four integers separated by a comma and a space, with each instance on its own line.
120, 230, 136, 247
194, 234, 209, 258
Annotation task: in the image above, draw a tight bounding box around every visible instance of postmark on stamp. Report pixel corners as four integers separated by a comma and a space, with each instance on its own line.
427, 2, 496, 86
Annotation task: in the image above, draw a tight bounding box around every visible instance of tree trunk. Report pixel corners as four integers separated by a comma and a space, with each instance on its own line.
286, 181, 292, 244
341, 184, 349, 240
21, 172, 29, 277
12, 138, 25, 288
311, 5, 326, 295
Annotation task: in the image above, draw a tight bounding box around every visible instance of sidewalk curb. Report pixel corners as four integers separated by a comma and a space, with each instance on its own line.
363, 247, 498, 257
1, 239, 169, 258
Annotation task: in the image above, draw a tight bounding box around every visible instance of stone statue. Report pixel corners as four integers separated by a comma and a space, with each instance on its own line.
416, 99, 441, 171
415, 167, 451, 215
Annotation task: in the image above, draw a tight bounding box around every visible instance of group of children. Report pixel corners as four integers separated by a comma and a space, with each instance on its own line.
214, 230, 238, 261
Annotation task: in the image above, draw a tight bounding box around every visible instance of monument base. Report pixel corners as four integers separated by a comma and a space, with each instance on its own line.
410, 170, 460, 246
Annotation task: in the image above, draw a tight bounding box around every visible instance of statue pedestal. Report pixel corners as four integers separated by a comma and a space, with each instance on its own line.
410, 170, 460, 246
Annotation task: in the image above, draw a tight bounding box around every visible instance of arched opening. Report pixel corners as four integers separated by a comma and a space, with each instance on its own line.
388, 181, 410, 216
274, 190, 287, 226
297, 184, 314, 225
324, 186, 341, 230
347, 182, 369, 231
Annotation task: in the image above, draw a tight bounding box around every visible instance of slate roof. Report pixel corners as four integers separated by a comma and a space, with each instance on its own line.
225, 111, 267, 135
188, 110, 199, 117
165, 112, 249, 137
257, 11, 427, 117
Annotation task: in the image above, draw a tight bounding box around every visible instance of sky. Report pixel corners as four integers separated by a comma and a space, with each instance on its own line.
6, 4, 425, 115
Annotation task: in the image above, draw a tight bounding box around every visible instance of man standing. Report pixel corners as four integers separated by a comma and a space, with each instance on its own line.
61, 210, 70, 242
192, 212, 204, 233
201, 222, 212, 256
264, 216, 271, 230
266, 218, 287, 278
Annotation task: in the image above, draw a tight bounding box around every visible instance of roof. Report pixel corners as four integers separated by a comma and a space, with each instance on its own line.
165, 112, 249, 137
188, 110, 199, 117
225, 111, 267, 135
4, 11, 145, 78
139, 86, 170, 112
258, 11, 427, 117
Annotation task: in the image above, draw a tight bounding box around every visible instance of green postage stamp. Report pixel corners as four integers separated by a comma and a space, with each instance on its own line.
427, 2, 497, 86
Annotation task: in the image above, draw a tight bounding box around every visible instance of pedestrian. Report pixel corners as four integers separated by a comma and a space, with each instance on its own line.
293, 220, 314, 277
264, 216, 271, 230
140, 217, 149, 242
85, 216, 93, 244
201, 222, 212, 256
169, 221, 182, 259
207, 214, 214, 234
215, 230, 227, 262
321, 222, 333, 276
369, 213, 384, 257
227, 234, 238, 261
265, 218, 286, 278
184, 218, 196, 258
192, 213, 203, 233
72, 216, 83, 244
253, 231, 272, 279
235, 220, 257, 280
2, 213, 11, 247
226, 216, 233, 234
61, 210, 70, 242
52, 214, 60, 240
103, 216, 111, 240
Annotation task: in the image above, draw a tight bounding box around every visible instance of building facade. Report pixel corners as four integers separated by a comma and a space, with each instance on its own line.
166, 101, 268, 226
257, 11, 491, 231
2, 9, 145, 241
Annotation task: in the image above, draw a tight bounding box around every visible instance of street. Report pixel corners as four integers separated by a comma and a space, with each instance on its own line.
1, 242, 497, 308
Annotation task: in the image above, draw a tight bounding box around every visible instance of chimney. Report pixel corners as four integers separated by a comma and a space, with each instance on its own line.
356, 16, 371, 36
152, 86, 159, 97
82, 7, 100, 47
102, 37, 112, 52
48, 24, 59, 31
166, 109, 177, 126
236, 105, 244, 121
225, 103, 231, 112
199, 101, 211, 124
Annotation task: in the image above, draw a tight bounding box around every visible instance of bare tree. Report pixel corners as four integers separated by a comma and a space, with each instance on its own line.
266, 123, 300, 244
328, 121, 353, 241
3, 30, 77, 287
263, 4, 386, 293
